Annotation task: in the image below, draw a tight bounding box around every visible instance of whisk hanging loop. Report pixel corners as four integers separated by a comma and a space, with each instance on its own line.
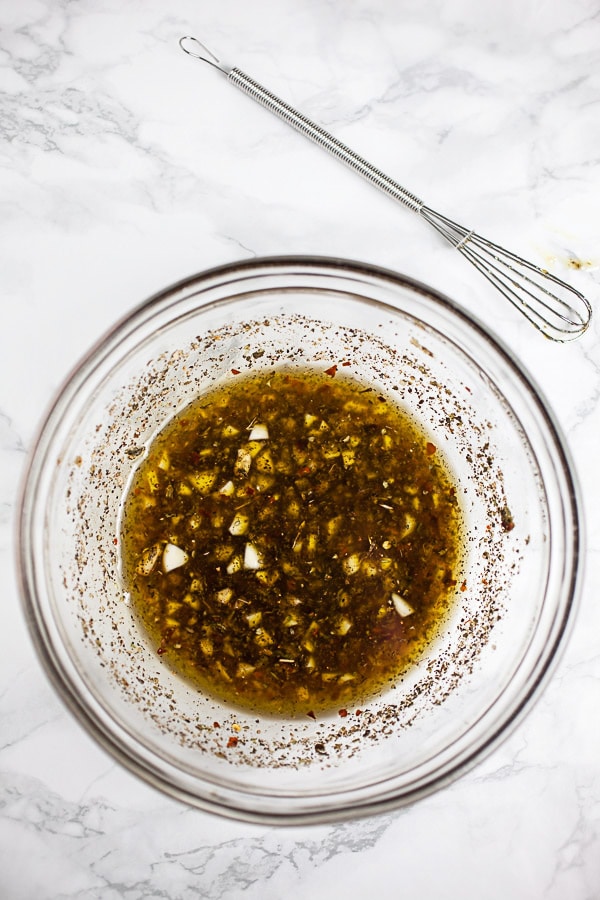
179, 36, 592, 341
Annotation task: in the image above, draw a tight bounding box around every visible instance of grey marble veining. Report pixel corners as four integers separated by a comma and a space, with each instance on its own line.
1, 1, 599, 898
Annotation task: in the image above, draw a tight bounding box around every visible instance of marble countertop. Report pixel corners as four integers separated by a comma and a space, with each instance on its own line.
2, 1, 599, 897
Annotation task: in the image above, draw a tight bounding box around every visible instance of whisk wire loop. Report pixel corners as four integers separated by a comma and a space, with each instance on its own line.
419, 206, 591, 339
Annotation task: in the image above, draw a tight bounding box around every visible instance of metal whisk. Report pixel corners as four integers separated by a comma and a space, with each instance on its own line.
179, 36, 592, 342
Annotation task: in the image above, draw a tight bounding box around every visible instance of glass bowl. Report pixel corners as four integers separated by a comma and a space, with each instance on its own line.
17, 257, 582, 824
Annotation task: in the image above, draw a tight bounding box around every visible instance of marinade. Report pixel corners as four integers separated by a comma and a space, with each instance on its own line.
120, 367, 463, 715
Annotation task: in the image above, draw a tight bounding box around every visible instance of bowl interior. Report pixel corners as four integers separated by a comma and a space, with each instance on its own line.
21, 259, 578, 821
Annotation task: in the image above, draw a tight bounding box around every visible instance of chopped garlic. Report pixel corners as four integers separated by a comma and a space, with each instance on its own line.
200, 637, 213, 656
305, 533, 318, 557
236, 662, 256, 678
162, 542, 189, 572
157, 451, 170, 471
336, 616, 352, 635
214, 660, 232, 681
254, 627, 273, 647
215, 587, 233, 605
391, 592, 414, 617
254, 474, 274, 492
341, 448, 355, 468
248, 423, 269, 440
254, 448, 274, 473
244, 542, 262, 570
234, 447, 252, 477
226, 555, 242, 575
342, 553, 361, 575
219, 480, 235, 496
361, 559, 379, 577
188, 470, 217, 493
183, 593, 200, 611
326, 515, 343, 537
166, 600, 183, 615
401, 513, 417, 538
136, 543, 162, 575
228, 513, 249, 535
255, 569, 278, 586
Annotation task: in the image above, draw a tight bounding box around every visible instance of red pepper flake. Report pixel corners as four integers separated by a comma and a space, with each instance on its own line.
245, 486, 256, 495
324, 364, 337, 377
213, 722, 220, 728
157, 628, 173, 655
342, 361, 351, 367
306, 710, 316, 720
460, 580, 467, 592
297, 465, 311, 476
338, 708, 348, 718
112, 538, 118, 545
227, 736, 238, 748
231, 368, 241, 375
426, 442, 437, 455
355, 709, 362, 716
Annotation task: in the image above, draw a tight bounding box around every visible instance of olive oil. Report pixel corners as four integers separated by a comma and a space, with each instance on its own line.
121, 368, 463, 715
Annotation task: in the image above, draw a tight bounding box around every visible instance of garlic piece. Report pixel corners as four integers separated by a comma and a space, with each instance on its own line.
248, 423, 269, 440
243, 542, 262, 570
162, 543, 189, 572
391, 592, 414, 617
228, 513, 249, 535
136, 543, 162, 575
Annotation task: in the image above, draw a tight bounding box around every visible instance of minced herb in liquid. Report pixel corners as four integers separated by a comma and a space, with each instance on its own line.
121, 368, 463, 715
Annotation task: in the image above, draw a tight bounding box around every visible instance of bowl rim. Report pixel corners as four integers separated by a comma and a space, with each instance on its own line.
15, 254, 584, 824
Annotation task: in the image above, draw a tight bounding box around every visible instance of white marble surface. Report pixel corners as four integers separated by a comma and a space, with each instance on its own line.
2, 0, 600, 897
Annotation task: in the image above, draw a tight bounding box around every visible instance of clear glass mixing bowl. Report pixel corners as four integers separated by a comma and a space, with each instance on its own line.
17, 257, 582, 823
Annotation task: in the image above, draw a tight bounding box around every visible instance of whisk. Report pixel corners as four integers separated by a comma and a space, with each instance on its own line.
179, 36, 591, 342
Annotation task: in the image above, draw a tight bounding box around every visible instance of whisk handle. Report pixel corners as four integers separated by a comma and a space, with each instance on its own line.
228, 68, 424, 214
